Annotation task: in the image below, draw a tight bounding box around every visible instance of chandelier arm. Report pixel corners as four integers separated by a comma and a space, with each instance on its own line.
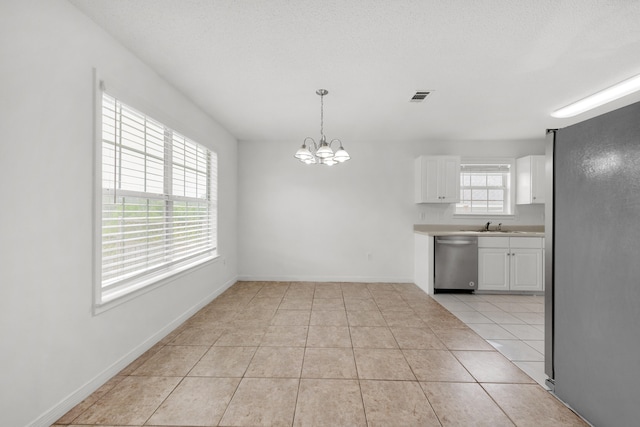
329, 138, 343, 148
304, 137, 318, 152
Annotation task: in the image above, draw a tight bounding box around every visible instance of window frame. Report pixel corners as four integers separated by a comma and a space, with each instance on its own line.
93, 76, 218, 313
453, 157, 516, 218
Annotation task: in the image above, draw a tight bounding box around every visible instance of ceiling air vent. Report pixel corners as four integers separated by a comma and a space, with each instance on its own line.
410, 91, 432, 103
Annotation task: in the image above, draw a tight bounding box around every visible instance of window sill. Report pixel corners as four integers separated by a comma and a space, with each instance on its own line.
94, 252, 220, 315
453, 213, 516, 219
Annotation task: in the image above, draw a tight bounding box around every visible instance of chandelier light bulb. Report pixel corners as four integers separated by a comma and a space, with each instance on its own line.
315, 140, 334, 159
294, 144, 313, 161
321, 158, 338, 166
333, 141, 350, 163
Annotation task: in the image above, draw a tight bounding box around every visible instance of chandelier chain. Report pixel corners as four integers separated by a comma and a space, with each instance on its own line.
320, 92, 324, 137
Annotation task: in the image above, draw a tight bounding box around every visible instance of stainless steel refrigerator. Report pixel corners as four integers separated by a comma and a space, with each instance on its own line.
545, 101, 640, 427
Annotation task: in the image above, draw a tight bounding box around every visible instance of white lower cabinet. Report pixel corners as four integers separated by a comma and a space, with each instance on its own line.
478, 237, 543, 292
478, 248, 510, 291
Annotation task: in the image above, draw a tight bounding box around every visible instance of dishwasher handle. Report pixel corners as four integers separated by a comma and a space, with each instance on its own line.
435, 238, 477, 245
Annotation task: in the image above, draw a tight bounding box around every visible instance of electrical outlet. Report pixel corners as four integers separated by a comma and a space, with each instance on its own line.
420, 212, 426, 220
367, 253, 372, 261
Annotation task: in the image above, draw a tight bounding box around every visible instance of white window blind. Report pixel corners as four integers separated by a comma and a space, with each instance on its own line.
456, 162, 512, 215
100, 92, 217, 297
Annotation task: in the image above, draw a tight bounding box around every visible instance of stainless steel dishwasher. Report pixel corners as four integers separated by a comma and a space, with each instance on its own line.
434, 235, 478, 292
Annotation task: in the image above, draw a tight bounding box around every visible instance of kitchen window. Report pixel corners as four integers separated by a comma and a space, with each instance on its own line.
455, 159, 514, 216
96, 90, 217, 307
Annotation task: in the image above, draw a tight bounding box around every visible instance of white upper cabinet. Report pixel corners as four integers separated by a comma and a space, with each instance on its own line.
516, 155, 545, 204
414, 156, 460, 203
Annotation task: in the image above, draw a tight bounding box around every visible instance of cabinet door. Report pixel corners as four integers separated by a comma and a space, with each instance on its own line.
510, 248, 543, 291
440, 156, 461, 203
478, 248, 510, 291
415, 156, 440, 203
531, 155, 545, 204
516, 155, 545, 204
516, 156, 533, 204
415, 156, 460, 203
424, 157, 441, 202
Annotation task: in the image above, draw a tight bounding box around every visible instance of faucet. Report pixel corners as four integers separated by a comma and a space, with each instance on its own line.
484, 221, 491, 231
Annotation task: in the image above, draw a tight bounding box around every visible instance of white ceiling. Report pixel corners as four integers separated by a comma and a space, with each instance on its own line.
68, 0, 640, 143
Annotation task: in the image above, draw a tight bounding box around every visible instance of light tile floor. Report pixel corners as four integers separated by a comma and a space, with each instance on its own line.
54, 282, 587, 427
431, 292, 548, 388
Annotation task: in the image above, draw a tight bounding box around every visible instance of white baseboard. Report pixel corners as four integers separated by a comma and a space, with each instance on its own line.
30, 276, 237, 427
236, 274, 414, 283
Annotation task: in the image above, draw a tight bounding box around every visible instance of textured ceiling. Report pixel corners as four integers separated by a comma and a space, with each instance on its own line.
68, 0, 640, 142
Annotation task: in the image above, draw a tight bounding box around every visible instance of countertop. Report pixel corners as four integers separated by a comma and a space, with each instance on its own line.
413, 224, 544, 237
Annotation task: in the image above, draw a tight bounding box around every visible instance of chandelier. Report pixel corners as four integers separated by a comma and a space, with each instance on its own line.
294, 89, 350, 166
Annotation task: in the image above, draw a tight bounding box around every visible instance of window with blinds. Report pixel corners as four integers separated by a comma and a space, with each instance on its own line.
455, 161, 513, 215
99, 92, 217, 301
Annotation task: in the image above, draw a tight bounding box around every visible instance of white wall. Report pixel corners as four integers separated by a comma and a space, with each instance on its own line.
238, 138, 544, 282
0, 2, 237, 426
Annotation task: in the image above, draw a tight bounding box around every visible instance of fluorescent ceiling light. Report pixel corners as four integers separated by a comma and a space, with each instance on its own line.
551, 73, 640, 118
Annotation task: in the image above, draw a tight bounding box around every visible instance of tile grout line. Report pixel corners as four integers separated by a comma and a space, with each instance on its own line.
56, 283, 574, 426
477, 382, 520, 426
145, 330, 228, 426
216, 281, 268, 426
345, 291, 370, 427
433, 292, 548, 387
401, 287, 452, 426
